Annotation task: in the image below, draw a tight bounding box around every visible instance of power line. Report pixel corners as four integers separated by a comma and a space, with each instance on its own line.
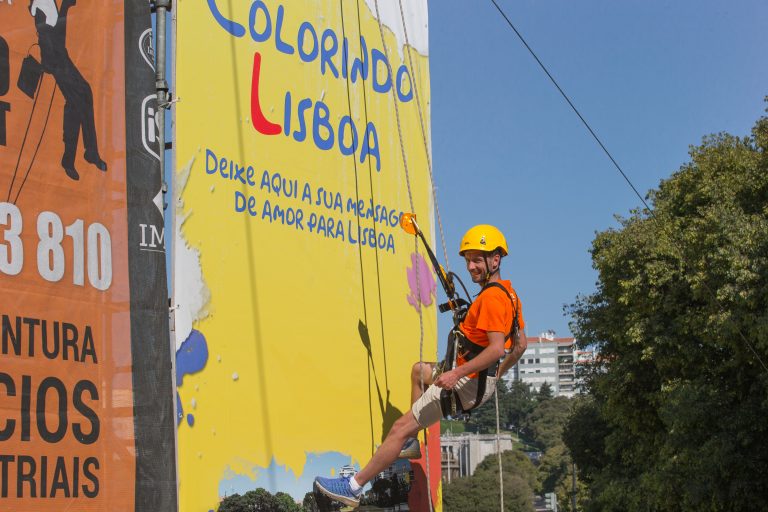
488, 0, 768, 373
489, 0, 651, 213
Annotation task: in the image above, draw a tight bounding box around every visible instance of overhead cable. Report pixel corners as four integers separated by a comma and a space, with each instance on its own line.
488, 0, 767, 373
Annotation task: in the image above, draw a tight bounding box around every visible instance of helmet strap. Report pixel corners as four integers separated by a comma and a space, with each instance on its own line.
482, 253, 501, 285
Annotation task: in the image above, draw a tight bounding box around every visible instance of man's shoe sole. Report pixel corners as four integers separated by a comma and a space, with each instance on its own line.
314, 481, 360, 508
398, 449, 422, 459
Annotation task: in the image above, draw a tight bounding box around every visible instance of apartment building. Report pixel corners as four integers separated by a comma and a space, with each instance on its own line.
440, 432, 514, 482
506, 330, 592, 397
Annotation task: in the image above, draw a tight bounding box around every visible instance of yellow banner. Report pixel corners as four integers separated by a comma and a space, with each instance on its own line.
174, 0, 438, 508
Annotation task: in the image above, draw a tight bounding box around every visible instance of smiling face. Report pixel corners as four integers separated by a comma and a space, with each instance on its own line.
463, 249, 501, 284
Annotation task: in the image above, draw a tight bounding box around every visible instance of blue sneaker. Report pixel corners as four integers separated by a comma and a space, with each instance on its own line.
314, 474, 361, 508
398, 436, 421, 459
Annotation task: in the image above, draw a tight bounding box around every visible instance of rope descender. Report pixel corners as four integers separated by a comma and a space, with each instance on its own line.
399, 213, 472, 324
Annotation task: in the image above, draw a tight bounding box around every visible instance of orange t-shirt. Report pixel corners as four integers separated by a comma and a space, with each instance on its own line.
456, 280, 525, 374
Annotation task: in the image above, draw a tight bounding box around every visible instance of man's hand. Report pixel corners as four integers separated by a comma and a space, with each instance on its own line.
434, 368, 461, 390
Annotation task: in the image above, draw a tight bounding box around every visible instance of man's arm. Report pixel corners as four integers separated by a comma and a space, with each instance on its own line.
433, 331, 506, 390
498, 330, 528, 377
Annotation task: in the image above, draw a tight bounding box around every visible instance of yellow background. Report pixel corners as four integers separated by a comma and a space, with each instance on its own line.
174, 1, 437, 510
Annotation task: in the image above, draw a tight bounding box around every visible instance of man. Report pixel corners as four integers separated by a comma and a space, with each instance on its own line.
314, 224, 528, 507
31, 0, 107, 181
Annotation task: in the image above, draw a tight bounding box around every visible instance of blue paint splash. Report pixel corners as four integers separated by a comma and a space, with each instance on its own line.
175, 329, 209, 427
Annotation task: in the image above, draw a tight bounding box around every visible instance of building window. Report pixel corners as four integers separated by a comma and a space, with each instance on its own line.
535, 358, 540, 364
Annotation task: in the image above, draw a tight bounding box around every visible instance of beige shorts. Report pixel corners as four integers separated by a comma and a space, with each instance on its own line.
411, 376, 497, 428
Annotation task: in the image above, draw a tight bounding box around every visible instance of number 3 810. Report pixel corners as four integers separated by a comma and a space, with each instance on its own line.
0, 202, 112, 291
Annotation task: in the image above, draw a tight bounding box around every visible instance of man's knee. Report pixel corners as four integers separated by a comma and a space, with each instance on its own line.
411, 362, 432, 382
390, 412, 419, 439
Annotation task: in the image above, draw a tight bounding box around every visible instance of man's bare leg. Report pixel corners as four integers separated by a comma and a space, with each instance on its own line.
354, 412, 422, 486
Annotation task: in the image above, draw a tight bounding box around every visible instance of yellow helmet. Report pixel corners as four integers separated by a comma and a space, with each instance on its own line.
459, 225, 508, 256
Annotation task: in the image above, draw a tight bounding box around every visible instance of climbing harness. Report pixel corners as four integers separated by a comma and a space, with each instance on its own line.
399, 215, 520, 420
373, 3, 519, 508
401, 217, 517, 511
439, 281, 519, 419
483, 281, 521, 352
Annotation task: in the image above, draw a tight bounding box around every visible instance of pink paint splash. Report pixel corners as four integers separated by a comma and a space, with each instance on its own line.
406, 252, 437, 311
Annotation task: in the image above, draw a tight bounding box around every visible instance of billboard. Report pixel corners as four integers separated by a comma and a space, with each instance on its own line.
174, 0, 440, 509
0, 2, 176, 511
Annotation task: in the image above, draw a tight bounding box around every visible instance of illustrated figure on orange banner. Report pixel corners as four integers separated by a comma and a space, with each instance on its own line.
31, 0, 106, 180
314, 225, 529, 508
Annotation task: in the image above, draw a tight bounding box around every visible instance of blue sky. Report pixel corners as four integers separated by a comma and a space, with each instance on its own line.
427, 0, 767, 340
160, 1, 767, 341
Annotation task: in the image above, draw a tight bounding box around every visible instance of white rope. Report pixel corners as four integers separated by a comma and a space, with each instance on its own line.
495, 389, 505, 511
395, 0, 450, 272
371, 2, 432, 510
397, 5, 509, 505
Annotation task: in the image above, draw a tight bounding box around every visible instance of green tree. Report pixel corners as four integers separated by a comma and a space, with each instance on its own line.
504, 379, 536, 440
474, 449, 539, 493
442, 474, 484, 511
524, 396, 571, 451
444, 451, 537, 512
218, 493, 246, 512
440, 419, 466, 434
274, 491, 301, 512
565, 108, 768, 511
536, 381, 553, 401
466, 379, 510, 434
538, 443, 569, 494
562, 397, 610, 485
218, 488, 302, 512
301, 492, 319, 512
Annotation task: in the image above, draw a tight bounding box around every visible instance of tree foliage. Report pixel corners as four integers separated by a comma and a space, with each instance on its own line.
565, 109, 768, 511
466, 379, 510, 434
218, 488, 302, 512
536, 381, 554, 401
466, 378, 538, 439
444, 379, 587, 510
524, 396, 572, 451
505, 379, 536, 436
443, 451, 537, 512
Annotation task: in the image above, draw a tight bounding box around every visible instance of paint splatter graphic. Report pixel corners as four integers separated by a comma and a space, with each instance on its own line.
176, 329, 209, 427
406, 252, 436, 311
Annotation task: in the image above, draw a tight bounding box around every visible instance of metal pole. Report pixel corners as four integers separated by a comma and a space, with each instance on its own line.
155, 0, 170, 185
153, 1, 176, 508
447, 425, 452, 484
446, 446, 450, 484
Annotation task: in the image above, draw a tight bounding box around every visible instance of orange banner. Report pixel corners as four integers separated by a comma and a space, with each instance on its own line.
1, 2, 134, 510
